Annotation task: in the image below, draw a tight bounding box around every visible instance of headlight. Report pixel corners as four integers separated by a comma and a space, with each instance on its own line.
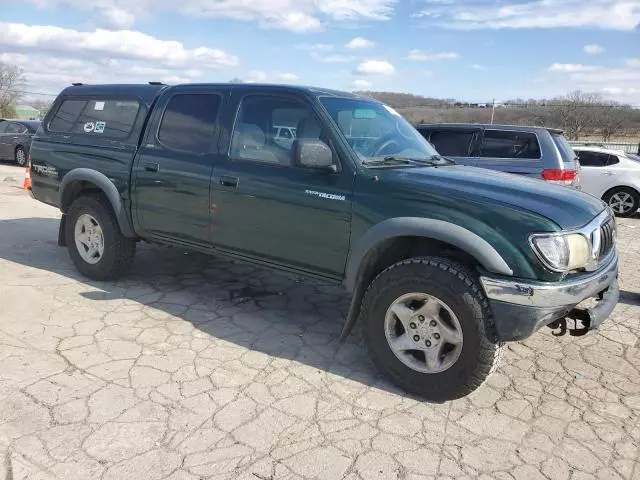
530, 233, 591, 272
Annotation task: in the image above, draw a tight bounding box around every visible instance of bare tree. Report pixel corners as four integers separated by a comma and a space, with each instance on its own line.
549, 91, 602, 140
597, 104, 632, 141
0, 62, 26, 118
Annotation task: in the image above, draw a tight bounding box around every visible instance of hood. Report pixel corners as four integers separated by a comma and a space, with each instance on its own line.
390, 165, 605, 229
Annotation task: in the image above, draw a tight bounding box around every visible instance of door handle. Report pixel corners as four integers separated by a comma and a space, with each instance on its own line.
144, 162, 159, 172
219, 175, 239, 188
604, 171, 615, 176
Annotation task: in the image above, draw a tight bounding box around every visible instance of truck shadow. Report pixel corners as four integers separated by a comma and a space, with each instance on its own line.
0, 217, 415, 399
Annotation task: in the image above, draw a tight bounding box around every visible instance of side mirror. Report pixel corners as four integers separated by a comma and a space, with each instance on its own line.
294, 139, 336, 172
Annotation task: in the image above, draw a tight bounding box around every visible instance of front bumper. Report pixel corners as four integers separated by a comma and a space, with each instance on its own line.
481, 254, 619, 342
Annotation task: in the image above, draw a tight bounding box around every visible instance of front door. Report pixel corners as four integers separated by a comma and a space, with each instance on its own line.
132, 88, 225, 246
209, 90, 354, 279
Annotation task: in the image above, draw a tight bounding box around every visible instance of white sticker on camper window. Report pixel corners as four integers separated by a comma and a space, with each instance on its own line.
94, 101, 105, 111
94, 121, 106, 133
83, 122, 95, 133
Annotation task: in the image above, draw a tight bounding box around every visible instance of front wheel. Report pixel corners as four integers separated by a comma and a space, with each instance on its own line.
15, 146, 26, 167
66, 194, 135, 280
603, 187, 639, 217
361, 257, 503, 401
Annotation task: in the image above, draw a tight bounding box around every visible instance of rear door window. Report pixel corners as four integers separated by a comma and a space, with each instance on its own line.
480, 130, 541, 159
157, 93, 222, 153
6, 123, 27, 134
577, 151, 609, 167
428, 130, 474, 157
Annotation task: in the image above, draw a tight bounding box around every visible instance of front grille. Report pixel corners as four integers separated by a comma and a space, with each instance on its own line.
599, 217, 616, 259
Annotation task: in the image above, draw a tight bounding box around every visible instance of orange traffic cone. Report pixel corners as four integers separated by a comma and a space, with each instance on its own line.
23, 156, 32, 190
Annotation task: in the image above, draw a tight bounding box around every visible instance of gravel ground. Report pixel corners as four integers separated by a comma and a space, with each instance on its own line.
0, 162, 639, 480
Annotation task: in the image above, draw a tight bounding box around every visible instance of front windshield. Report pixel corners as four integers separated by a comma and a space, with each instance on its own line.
627, 153, 640, 163
319, 97, 439, 163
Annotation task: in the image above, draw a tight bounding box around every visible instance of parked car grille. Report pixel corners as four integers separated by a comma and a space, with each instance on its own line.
598, 217, 616, 259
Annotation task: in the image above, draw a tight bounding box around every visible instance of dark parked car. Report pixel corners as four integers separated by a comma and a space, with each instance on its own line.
29, 83, 618, 400
417, 123, 580, 188
0, 119, 40, 166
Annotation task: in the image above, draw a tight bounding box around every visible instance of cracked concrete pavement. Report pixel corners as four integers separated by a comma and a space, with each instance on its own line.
0, 163, 639, 480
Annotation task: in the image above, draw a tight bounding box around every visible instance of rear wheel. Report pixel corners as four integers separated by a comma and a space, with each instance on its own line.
15, 146, 26, 167
66, 194, 135, 280
604, 187, 639, 217
361, 257, 503, 401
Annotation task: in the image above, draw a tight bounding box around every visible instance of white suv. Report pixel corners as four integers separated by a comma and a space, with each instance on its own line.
574, 146, 640, 217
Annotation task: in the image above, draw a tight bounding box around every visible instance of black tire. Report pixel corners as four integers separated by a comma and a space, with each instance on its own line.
603, 187, 639, 218
65, 194, 135, 281
15, 146, 26, 167
361, 257, 503, 401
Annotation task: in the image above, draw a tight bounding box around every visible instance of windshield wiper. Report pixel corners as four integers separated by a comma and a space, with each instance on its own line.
427, 154, 456, 165
361, 156, 414, 166
361, 155, 456, 167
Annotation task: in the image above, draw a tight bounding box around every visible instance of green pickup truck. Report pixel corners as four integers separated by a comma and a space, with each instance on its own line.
29, 83, 619, 400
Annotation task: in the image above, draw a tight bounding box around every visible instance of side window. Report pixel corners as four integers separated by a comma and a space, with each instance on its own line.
231, 95, 321, 166
606, 155, 620, 166
480, 130, 541, 159
577, 151, 608, 167
6, 123, 27, 134
429, 130, 474, 157
157, 93, 221, 153
0, 121, 8, 133
49, 99, 87, 133
74, 100, 140, 138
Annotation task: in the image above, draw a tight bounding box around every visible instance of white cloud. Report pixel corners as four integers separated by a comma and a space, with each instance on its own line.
408, 49, 459, 61
161, 75, 193, 84
279, 72, 300, 81
102, 7, 137, 29
315, 54, 356, 63
345, 37, 374, 49
471, 64, 485, 70
548, 63, 600, 72
547, 58, 640, 103
0, 23, 238, 69
354, 59, 395, 75
415, 0, 640, 31
24, 0, 395, 32
247, 70, 268, 82
584, 44, 605, 54
298, 43, 334, 51
351, 79, 372, 89
0, 52, 29, 65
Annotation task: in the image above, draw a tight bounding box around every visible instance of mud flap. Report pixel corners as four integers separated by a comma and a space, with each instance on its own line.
58, 214, 67, 247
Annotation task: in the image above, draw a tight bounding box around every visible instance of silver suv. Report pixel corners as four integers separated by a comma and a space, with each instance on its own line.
417, 123, 580, 188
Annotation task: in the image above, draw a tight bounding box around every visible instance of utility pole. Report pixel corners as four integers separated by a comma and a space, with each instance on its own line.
490, 98, 496, 124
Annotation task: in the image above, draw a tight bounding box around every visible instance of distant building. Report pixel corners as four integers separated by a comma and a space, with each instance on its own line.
14, 105, 41, 120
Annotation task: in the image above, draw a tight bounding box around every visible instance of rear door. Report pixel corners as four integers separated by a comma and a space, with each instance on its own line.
420, 128, 481, 166
576, 150, 618, 196
0, 121, 18, 159
477, 129, 543, 176
132, 86, 226, 246
208, 88, 354, 279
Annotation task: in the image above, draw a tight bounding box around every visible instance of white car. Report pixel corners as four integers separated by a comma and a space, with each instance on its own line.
573, 146, 640, 217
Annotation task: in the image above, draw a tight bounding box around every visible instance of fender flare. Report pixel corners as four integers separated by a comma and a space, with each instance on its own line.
340, 217, 513, 339
59, 168, 135, 237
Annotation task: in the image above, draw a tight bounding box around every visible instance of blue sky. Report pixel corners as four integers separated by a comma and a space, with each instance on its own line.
1, 0, 639, 104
